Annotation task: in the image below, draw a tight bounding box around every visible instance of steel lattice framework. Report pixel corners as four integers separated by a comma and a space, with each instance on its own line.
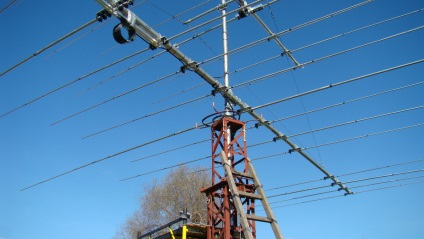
202, 117, 257, 239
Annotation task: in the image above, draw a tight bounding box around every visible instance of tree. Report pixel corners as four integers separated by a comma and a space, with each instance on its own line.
113, 165, 211, 239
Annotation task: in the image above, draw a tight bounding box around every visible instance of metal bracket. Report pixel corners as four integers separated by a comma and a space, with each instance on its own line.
236, 4, 265, 20
254, 120, 270, 128
96, 9, 112, 22
180, 62, 198, 73
217, 2, 228, 10
288, 147, 301, 154
236, 106, 252, 114
272, 134, 287, 142
211, 86, 230, 96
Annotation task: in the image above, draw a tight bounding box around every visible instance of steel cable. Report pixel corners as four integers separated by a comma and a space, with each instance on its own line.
0, 18, 97, 77
268, 169, 424, 199
267, 175, 424, 207
230, 8, 424, 75
81, 94, 211, 139
248, 58, 424, 111
199, 0, 375, 66
0, 0, 373, 119
131, 139, 209, 162
270, 179, 424, 209
0, 47, 151, 119
267, 159, 424, 191
121, 124, 422, 181
50, 70, 181, 126
20, 125, 198, 191
80, 50, 167, 93
152, 0, 211, 28
119, 82, 421, 164
287, 106, 423, 138
233, 26, 424, 89
257, 82, 423, 127
0, 0, 17, 14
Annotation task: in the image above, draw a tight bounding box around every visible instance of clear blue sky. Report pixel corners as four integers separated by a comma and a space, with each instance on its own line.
1, 0, 423, 239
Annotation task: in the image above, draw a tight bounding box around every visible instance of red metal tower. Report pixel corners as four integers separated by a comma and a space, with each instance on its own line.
201, 116, 257, 239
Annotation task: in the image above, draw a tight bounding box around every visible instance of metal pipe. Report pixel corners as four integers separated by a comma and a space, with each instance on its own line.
169, 0, 276, 41
251, 14, 300, 66
162, 40, 352, 194
184, 0, 235, 24
0, 18, 97, 77
250, 59, 424, 111
94, 0, 381, 196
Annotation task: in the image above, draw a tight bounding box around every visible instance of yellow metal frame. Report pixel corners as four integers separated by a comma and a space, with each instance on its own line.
168, 227, 176, 239
182, 225, 187, 239
167, 225, 187, 239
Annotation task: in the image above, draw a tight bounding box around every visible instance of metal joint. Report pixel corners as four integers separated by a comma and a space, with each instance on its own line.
217, 2, 228, 10
288, 147, 301, 154
332, 182, 342, 187
250, 4, 264, 14
237, 106, 252, 115
216, 86, 229, 94
96, 9, 112, 22
273, 134, 287, 142
281, 49, 292, 57
340, 186, 351, 194
161, 37, 169, 45
344, 191, 353, 196
267, 34, 278, 41
237, 7, 250, 20
254, 120, 269, 128
180, 62, 198, 73
253, 183, 263, 190
116, 0, 134, 10
236, 3, 264, 20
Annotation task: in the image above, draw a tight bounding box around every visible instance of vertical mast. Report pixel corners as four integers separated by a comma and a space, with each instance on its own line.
222, 0, 230, 114
221, 0, 233, 166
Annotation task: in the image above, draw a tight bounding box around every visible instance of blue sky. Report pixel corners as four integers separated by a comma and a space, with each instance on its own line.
1, 0, 423, 238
